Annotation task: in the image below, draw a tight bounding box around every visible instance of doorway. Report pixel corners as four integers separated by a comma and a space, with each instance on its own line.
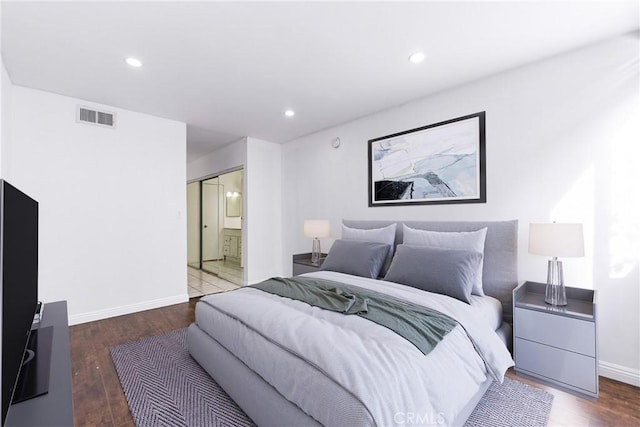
187, 169, 244, 293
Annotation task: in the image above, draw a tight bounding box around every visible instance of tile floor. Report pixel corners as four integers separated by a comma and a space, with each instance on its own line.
202, 259, 243, 284
187, 266, 240, 298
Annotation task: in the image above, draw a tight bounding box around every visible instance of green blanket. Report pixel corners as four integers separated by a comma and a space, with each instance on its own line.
251, 276, 457, 356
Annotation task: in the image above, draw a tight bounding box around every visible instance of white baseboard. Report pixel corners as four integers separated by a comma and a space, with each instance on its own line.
68, 293, 190, 326
599, 360, 640, 387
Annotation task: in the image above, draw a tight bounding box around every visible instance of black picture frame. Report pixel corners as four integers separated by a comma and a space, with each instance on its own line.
368, 112, 486, 207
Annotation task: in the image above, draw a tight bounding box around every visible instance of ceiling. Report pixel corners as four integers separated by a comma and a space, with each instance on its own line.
2, 1, 638, 163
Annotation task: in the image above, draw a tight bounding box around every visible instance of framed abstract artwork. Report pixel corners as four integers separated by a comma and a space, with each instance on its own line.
368, 112, 486, 207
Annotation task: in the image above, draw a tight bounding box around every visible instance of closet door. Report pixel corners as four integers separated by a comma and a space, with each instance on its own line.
201, 177, 223, 275
186, 182, 201, 269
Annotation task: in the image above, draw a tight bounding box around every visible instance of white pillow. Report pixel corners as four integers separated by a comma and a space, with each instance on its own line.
341, 223, 397, 276
402, 225, 488, 296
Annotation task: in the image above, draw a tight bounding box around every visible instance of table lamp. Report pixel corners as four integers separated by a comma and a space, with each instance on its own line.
528, 223, 585, 306
303, 220, 330, 265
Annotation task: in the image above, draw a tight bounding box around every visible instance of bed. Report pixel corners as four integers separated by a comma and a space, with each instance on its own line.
188, 220, 518, 426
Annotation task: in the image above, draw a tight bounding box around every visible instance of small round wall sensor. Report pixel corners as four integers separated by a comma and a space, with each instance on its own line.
331, 137, 341, 149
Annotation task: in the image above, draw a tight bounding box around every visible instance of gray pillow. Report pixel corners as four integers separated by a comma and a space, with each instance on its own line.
341, 223, 397, 275
383, 244, 483, 304
402, 225, 487, 296
320, 239, 391, 279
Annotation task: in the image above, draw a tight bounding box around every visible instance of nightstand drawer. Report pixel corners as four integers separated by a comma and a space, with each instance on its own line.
515, 338, 597, 394
515, 307, 595, 357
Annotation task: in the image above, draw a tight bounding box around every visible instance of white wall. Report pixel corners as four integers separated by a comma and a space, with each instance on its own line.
1, 57, 11, 176
5, 86, 188, 324
282, 33, 640, 385
0, 61, 7, 175
245, 137, 283, 284
187, 137, 246, 183
0, 4, 4, 175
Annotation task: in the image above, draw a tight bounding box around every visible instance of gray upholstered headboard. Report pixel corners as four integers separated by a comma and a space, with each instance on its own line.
342, 220, 518, 323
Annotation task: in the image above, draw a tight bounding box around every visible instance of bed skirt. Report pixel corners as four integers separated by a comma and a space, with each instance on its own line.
187, 323, 493, 426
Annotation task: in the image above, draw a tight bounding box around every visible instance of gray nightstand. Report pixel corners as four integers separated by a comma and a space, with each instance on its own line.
513, 281, 598, 398
292, 253, 326, 276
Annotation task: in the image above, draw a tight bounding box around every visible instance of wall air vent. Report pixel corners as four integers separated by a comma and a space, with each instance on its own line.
76, 105, 116, 129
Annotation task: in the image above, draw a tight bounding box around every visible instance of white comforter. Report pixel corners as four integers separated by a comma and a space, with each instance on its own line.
196, 271, 514, 426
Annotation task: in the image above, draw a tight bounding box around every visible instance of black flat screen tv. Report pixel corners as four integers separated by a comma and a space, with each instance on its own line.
0, 180, 39, 426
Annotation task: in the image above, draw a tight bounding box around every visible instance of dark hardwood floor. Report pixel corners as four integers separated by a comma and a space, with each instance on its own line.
70, 300, 197, 426
70, 299, 640, 427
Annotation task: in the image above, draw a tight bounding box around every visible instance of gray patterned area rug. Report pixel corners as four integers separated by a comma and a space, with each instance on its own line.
110, 328, 553, 427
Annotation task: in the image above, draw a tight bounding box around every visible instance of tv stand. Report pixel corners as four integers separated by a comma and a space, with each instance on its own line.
12, 325, 54, 404
5, 301, 73, 426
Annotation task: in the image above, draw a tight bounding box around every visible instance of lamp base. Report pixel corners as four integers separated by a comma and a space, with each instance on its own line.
311, 238, 321, 265
545, 259, 567, 306
545, 283, 567, 306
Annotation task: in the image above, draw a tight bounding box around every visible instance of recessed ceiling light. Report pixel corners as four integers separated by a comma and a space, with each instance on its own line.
408, 52, 426, 64
284, 110, 295, 117
125, 57, 143, 68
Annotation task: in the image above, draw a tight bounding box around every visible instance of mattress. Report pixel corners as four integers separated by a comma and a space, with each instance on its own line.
193, 271, 514, 426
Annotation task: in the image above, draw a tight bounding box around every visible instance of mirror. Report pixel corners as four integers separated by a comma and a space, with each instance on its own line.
226, 192, 242, 217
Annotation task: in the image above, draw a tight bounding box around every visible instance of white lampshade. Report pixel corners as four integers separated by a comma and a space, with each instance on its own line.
529, 223, 585, 258
303, 220, 330, 238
